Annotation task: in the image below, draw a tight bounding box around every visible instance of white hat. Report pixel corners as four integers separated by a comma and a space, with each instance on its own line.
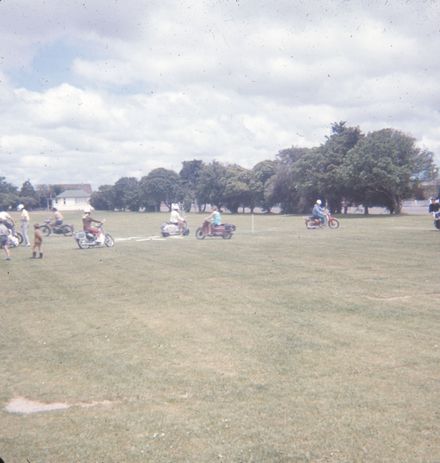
83, 206, 91, 213
17, 204, 24, 211
316, 199, 322, 205
172, 203, 180, 211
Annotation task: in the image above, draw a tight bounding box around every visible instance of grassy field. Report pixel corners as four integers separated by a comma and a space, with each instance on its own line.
1, 211, 439, 462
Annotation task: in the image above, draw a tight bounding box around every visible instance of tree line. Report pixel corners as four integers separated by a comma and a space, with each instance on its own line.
0, 122, 437, 214
91, 122, 437, 214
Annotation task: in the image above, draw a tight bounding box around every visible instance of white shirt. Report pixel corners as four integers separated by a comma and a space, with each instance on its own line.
170, 210, 183, 223
21, 209, 30, 222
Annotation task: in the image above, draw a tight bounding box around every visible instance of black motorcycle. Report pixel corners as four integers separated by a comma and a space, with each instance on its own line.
434, 212, 440, 230
40, 219, 74, 237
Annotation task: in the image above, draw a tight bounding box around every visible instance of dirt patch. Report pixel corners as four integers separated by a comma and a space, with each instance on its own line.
5, 396, 115, 415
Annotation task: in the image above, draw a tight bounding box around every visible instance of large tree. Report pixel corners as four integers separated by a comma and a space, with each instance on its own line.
179, 159, 204, 212
270, 147, 316, 213
139, 168, 182, 211
19, 179, 39, 209
343, 128, 437, 214
0, 177, 19, 210
112, 177, 141, 211
315, 122, 364, 212
222, 165, 259, 213
196, 161, 228, 209
252, 160, 277, 212
90, 185, 115, 210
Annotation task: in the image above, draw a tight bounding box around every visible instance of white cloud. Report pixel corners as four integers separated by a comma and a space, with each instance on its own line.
0, 0, 439, 188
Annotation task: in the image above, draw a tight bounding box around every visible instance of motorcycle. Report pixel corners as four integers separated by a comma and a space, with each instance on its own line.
195, 220, 236, 240
434, 212, 440, 230
160, 221, 190, 237
74, 223, 114, 249
7, 233, 20, 248
3, 223, 23, 246
305, 210, 340, 229
40, 219, 74, 237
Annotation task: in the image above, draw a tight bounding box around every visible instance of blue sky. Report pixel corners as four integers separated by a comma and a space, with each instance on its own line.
1, 0, 439, 189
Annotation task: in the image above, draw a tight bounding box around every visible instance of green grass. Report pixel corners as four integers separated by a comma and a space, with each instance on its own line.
1, 211, 439, 462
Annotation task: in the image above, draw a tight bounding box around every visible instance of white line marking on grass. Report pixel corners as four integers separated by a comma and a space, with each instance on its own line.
115, 237, 143, 242
116, 235, 187, 242
136, 236, 166, 241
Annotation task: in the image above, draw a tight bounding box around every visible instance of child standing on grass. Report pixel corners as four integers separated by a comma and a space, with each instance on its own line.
0, 219, 11, 260
32, 223, 43, 259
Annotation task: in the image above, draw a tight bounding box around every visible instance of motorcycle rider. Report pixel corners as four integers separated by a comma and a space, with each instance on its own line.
82, 207, 104, 242
52, 207, 64, 227
0, 210, 15, 232
169, 203, 186, 235
428, 197, 440, 215
0, 218, 11, 260
205, 206, 222, 234
312, 199, 326, 225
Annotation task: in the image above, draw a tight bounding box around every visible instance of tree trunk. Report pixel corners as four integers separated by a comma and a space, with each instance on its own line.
363, 206, 369, 215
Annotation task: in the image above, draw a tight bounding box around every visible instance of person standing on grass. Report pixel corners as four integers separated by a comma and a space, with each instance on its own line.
17, 204, 30, 246
0, 219, 11, 261
32, 223, 43, 259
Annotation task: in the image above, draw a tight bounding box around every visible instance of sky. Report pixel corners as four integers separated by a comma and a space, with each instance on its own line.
1, 0, 439, 189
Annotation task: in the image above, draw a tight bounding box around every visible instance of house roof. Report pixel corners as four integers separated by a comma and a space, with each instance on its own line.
56, 183, 93, 194
56, 189, 91, 199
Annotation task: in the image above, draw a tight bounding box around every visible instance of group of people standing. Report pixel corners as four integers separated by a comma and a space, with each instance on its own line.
0, 206, 64, 261
0, 205, 31, 261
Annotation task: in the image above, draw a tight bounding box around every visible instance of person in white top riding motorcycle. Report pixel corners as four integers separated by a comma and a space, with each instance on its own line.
169, 204, 186, 235
312, 199, 326, 225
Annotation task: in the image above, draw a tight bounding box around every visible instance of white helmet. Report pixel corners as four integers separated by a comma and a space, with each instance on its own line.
316, 199, 322, 205
172, 203, 180, 211
17, 204, 24, 211
83, 206, 91, 213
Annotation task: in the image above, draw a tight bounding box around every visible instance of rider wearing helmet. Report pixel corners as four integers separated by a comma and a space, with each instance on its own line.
169, 203, 186, 234
82, 206, 103, 238
312, 199, 326, 224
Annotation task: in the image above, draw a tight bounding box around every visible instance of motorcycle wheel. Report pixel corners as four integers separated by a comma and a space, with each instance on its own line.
195, 227, 205, 240
41, 225, 51, 236
435, 220, 440, 230
328, 218, 340, 229
305, 219, 315, 229
183, 228, 190, 236
161, 232, 170, 237
76, 238, 88, 249
222, 232, 232, 239
62, 225, 74, 236
15, 231, 23, 245
104, 233, 114, 247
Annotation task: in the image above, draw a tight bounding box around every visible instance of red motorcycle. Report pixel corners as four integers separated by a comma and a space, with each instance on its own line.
305, 210, 340, 229
195, 220, 235, 240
